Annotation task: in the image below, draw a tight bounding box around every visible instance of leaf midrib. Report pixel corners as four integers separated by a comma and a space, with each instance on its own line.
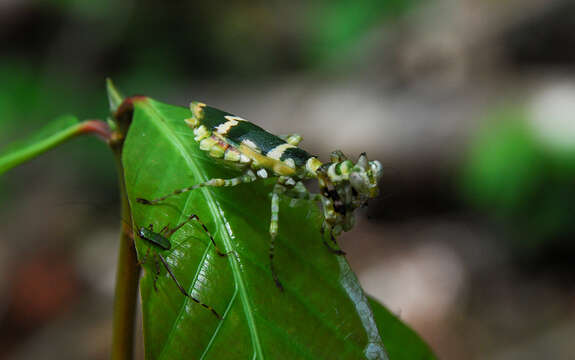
142, 101, 264, 359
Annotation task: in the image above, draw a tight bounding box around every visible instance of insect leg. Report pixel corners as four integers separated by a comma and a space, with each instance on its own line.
137, 246, 152, 266
320, 222, 346, 255
158, 225, 170, 236
156, 254, 188, 297
282, 182, 322, 202
157, 254, 221, 319
152, 254, 161, 292
269, 181, 287, 291
326, 234, 346, 256
137, 170, 257, 205
165, 213, 227, 256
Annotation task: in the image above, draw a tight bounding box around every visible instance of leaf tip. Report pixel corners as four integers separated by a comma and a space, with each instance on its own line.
106, 78, 124, 114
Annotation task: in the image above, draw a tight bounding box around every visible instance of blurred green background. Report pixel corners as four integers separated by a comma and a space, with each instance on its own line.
1, 0, 575, 359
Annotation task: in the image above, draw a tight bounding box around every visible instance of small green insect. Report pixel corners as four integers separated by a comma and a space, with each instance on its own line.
136, 213, 223, 319
137, 102, 383, 290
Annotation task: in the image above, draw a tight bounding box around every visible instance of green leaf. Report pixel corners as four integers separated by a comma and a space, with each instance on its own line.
122, 97, 434, 359
0, 115, 99, 174
368, 297, 437, 360
106, 78, 124, 114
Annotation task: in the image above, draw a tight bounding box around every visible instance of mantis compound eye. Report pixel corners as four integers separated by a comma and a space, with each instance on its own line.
350, 172, 370, 195
370, 160, 383, 181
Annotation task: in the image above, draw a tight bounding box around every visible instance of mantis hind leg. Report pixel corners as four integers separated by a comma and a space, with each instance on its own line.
136, 170, 257, 205
269, 180, 290, 291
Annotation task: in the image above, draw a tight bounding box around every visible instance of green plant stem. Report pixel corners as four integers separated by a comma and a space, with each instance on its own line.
111, 137, 140, 360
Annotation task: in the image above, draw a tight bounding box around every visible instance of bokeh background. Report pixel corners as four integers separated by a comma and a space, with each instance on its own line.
1, 0, 575, 359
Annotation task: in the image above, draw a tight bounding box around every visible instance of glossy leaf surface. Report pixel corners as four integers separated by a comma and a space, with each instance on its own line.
122, 97, 433, 359
369, 297, 436, 360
